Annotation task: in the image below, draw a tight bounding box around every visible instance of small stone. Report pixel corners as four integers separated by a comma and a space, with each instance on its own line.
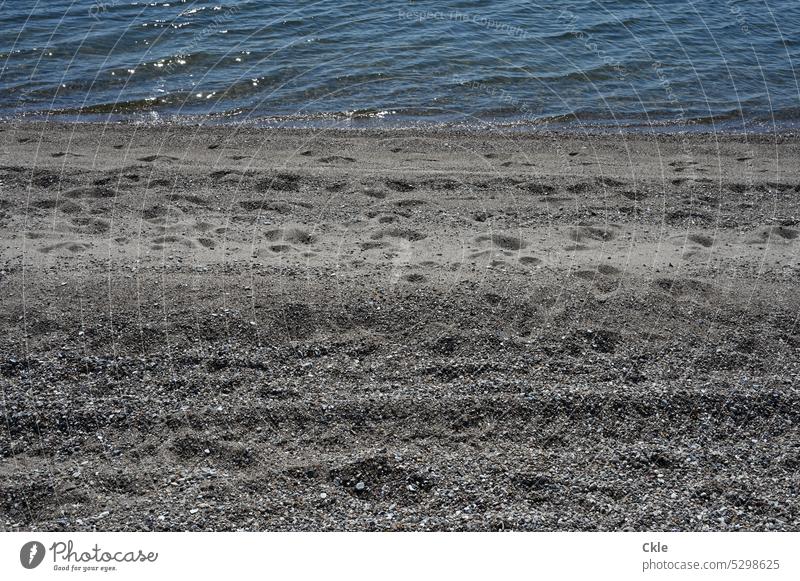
355, 481, 365, 492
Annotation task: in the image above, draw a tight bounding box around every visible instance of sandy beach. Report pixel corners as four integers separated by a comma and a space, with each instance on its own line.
1, 122, 799, 531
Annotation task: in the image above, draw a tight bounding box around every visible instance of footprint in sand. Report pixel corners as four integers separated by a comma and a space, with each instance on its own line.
359, 241, 386, 251
687, 233, 714, 248
363, 190, 388, 200
239, 200, 292, 214
385, 179, 415, 192
567, 183, 592, 194
372, 227, 426, 242
621, 190, 647, 201
71, 217, 110, 234
654, 278, 714, 299
519, 183, 557, 196
255, 173, 301, 193
151, 235, 195, 248
318, 155, 356, 164
728, 183, 751, 194
573, 265, 619, 279
572, 264, 622, 292
469, 249, 491, 260
569, 225, 617, 244
596, 264, 621, 276
33, 199, 83, 214
394, 199, 426, 208
209, 169, 240, 180
137, 154, 179, 163
666, 209, 712, 226
750, 226, 799, 243
475, 233, 527, 251
39, 241, 91, 254
265, 228, 316, 245
141, 205, 168, 221
64, 186, 116, 199
166, 194, 209, 207
596, 177, 625, 187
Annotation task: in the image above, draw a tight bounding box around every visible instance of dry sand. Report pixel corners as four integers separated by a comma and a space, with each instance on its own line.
1, 122, 799, 531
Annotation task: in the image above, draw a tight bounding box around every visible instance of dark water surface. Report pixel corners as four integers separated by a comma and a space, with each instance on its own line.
1, 0, 799, 130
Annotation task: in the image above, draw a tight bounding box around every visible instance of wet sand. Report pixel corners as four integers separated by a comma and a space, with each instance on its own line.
1, 123, 799, 531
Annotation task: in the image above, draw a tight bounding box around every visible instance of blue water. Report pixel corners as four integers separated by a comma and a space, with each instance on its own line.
1, 0, 799, 130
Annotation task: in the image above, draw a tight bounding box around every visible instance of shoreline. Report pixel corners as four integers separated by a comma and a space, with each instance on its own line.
3, 117, 800, 139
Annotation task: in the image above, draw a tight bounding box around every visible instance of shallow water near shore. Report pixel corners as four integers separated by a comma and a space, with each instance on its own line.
2, 1, 799, 131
